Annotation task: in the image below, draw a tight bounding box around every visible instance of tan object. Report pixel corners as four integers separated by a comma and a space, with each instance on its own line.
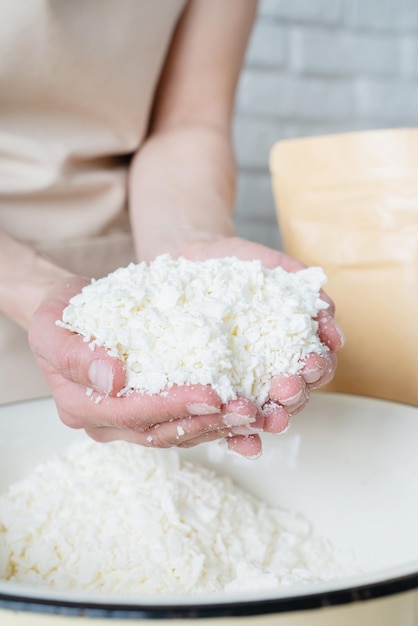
0, 0, 186, 403
270, 128, 418, 406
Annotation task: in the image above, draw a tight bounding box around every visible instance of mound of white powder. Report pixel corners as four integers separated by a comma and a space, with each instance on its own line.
58, 255, 329, 405
0, 439, 345, 595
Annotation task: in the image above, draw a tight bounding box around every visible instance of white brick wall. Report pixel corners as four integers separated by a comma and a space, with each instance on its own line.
344, 0, 418, 32
233, 0, 418, 249
290, 29, 400, 76
261, 0, 342, 24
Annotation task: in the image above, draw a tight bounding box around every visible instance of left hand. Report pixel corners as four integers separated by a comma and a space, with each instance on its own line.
175, 236, 344, 457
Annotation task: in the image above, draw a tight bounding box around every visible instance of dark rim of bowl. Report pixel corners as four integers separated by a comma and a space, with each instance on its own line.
1, 572, 418, 619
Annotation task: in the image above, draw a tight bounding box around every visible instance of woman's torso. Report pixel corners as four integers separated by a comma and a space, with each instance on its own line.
0, 0, 185, 274
0, 0, 186, 403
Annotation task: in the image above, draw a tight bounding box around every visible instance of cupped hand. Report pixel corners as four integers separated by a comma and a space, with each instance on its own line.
28, 237, 344, 461
27, 276, 262, 459
178, 236, 345, 453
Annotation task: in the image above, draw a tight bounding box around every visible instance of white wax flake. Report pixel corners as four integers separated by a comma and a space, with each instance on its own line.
57, 255, 329, 405
0, 439, 352, 595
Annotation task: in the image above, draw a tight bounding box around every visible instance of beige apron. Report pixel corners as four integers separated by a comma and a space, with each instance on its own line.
0, 0, 186, 403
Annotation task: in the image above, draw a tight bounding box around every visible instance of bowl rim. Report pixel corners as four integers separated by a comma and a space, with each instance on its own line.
1, 571, 418, 619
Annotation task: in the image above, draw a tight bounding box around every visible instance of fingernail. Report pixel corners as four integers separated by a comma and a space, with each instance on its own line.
186, 403, 221, 415
89, 360, 113, 394
302, 368, 323, 384
231, 427, 261, 436
280, 389, 304, 406
320, 316, 346, 349
223, 412, 256, 427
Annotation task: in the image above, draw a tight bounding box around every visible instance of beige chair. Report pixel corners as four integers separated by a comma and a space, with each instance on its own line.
270, 128, 418, 406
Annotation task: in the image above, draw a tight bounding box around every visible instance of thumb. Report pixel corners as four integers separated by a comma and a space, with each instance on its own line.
28, 276, 126, 396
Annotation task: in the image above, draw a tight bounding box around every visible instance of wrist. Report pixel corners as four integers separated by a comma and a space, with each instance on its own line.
145, 226, 235, 262
0, 235, 74, 329
128, 125, 236, 262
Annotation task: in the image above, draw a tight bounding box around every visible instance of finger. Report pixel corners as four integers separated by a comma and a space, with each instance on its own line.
55, 334, 126, 396
176, 428, 233, 448
86, 416, 231, 449
87, 405, 264, 458
269, 374, 309, 414
137, 412, 230, 448
317, 310, 345, 351
300, 352, 329, 388
86, 426, 140, 444
298, 350, 339, 391
50, 376, 223, 432
223, 434, 262, 459
59, 338, 126, 395
29, 279, 126, 396
221, 397, 259, 428
317, 351, 338, 387
262, 402, 290, 434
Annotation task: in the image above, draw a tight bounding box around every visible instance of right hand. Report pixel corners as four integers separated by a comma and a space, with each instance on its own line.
28, 276, 265, 458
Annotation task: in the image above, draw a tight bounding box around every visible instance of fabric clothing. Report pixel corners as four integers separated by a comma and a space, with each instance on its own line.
0, 0, 186, 403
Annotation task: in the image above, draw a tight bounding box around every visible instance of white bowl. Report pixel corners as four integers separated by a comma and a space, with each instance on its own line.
0, 392, 418, 625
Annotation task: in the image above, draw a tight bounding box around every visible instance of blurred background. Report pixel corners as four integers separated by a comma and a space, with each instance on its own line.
232, 0, 418, 249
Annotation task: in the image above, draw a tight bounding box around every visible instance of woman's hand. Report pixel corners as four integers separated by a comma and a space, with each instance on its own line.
27, 235, 344, 461
178, 236, 345, 453
27, 276, 264, 459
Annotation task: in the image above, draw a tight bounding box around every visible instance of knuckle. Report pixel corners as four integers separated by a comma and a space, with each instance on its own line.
57, 410, 84, 430
143, 425, 177, 449
86, 428, 111, 443
59, 341, 83, 383
112, 411, 147, 432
